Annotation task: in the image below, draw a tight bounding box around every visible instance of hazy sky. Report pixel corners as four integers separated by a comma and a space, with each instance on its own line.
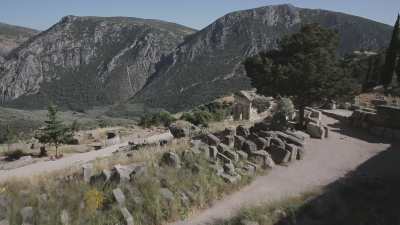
0, 0, 399, 31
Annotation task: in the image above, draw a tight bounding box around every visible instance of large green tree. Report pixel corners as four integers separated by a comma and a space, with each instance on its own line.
244, 24, 358, 126
35, 104, 72, 157
381, 14, 400, 87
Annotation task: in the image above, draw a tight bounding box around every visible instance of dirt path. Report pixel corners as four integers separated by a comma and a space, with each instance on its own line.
0, 132, 173, 183
171, 115, 392, 225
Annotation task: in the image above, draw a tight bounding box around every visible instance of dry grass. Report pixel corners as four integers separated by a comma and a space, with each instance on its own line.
0, 138, 256, 225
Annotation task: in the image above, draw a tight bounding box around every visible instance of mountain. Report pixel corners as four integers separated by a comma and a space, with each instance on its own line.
0, 16, 195, 109
129, 4, 392, 112
0, 22, 38, 57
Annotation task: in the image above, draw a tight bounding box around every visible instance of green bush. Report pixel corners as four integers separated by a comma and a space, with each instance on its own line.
181, 110, 212, 127
276, 97, 295, 117
4, 149, 27, 161
139, 111, 176, 128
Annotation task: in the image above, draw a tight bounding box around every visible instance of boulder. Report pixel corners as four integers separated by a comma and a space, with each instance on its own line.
220, 173, 241, 184
256, 130, 276, 139
205, 133, 221, 146
297, 147, 305, 160
249, 151, 269, 164
217, 143, 230, 153
0, 220, 9, 225
252, 121, 270, 132
268, 146, 291, 165
113, 188, 126, 206
324, 126, 329, 138
234, 135, 246, 150
254, 137, 269, 150
283, 133, 304, 147
169, 120, 198, 138
208, 146, 219, 160
20, 207, 33, 225
270, 137, 285, 149
60, 210, 70, 225
223, 163, 236, 176
217, 152, 232, 164
160, 188, 175, 202
306, 122, 325, 139
160, 152, 181, 168
222, 135, 235, 148
90, 169, 112, 185
237, 125, 250, 137
222, 149, 239, 162
82, 164, 94, 183
120, 207, 134, 225
285, 144, 298, 162
236, 150, 248, 160
222, 127, 236, 136
242, 140, 257, 153
129, 165, 148, 181
263, 154, 276, 169
242, 161, 257, 175
110, 164, 137, 183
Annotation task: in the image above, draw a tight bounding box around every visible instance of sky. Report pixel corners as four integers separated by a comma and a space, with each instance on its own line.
0, 0, 399, 31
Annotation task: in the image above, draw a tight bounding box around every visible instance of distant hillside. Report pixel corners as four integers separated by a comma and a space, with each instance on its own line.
130, 4, 392, 112
0, 16, 195, 110
0, 22, 38, 56
0, 5, 393, 114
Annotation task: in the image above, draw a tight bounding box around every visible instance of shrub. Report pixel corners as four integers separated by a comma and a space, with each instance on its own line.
4, 149, 26, 161
276, 97, 295, 117
84, 188, 105, 214
181, 110, 212, 127
271, 111, 289, 131
139, 110, 176, 128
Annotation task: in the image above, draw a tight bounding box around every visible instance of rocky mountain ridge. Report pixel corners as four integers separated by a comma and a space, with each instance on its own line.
0, 4, 393, 112
0, 22, 38, 59
130, 4, 392, 112
0, 16, 195, 109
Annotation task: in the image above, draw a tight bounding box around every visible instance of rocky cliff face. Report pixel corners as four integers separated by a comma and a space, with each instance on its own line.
0, 22, 38, 56
0, 16, 194, 109
0, 5, 393, 112
131, 4, 392, 112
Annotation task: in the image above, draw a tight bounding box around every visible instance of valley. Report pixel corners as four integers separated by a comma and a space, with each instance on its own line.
0, 2, 399, 225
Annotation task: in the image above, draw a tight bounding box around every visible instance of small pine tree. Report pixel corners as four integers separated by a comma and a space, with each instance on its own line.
35, 104, 71, 158
4, 124, 17, 152
382, 14, 400, 86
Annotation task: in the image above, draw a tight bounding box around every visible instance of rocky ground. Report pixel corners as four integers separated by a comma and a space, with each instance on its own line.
171, 114, 393, 225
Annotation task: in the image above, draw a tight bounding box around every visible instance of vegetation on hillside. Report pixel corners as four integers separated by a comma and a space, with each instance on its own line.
381, 14, 400, 87
244, 24, 359, 126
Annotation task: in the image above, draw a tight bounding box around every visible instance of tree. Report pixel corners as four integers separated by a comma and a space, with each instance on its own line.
244, 24, 358, 127
3, 124, 17, 152
381, 14, 400, 87
35, 104, 72, 158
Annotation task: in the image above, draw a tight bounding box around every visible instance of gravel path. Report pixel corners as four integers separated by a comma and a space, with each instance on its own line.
0, 132, 173, 183
171, 115, 392, 225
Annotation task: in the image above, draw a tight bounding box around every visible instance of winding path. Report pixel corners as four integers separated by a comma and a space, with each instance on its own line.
171, 115, 392, 225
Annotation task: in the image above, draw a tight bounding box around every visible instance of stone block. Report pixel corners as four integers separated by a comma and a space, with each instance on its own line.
237, 125, 250, 137
113, 188, 126, 206
242, 140, 257, 153
223, 149, 239, 162
205, 133, 221, 146
234, 135, 246, 150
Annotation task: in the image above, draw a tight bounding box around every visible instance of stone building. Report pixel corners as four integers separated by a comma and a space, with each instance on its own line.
233, 90, 273, 121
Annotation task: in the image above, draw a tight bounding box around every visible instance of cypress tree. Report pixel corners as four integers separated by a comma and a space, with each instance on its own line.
382, 14, 400, 87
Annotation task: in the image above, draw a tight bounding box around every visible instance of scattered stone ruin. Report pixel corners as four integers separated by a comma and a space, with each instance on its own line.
233, 90, 274, 121
349, 105, 400, 141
